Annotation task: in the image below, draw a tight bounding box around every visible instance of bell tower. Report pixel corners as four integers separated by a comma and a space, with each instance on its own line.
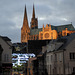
21, 5, 30, 43
30, 5, 38, 29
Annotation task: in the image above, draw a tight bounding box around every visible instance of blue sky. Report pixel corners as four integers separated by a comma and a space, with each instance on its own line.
0, 0, 75, 43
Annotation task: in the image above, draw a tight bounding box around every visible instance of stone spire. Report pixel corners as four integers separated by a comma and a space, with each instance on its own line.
31, 4, 38, 29
23, 5, 29, 30
32, 4, 35, 18
21, 5, 30, 43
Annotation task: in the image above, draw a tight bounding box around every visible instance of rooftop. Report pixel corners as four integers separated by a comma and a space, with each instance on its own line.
0, 36, 11, 41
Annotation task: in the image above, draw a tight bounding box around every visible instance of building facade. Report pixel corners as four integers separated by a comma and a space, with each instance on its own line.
21, 5, 75, 43
45, 33, 75, 75
0, 36, 12, 75
28, 33, 75, 75
46, 41, 64, 75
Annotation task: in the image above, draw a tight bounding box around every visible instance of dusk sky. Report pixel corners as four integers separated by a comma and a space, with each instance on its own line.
0, 0, 75, 43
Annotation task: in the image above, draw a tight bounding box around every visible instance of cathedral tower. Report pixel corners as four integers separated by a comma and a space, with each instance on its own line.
30, 5, 38, 29
21, 5, 30, 43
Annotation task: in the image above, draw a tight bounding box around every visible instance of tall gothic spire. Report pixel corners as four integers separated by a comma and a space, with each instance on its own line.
23, 5, 29, 28
31, 4, 38, 29
32, 4, 35, 18
21, 5, 30, 43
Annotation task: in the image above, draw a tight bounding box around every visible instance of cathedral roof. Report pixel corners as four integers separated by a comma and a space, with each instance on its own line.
50, 24, 75, 32
30, 28, 42, 35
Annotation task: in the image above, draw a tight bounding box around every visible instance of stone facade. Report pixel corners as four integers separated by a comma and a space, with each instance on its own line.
39, 24, 58, 40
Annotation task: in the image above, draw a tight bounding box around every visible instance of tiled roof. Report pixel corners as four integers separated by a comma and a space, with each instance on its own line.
57, 33, 75, 50
47, 33, 75, 52
0, 36, 12, 47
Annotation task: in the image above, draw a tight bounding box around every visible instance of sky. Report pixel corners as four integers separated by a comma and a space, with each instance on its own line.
0, 0, 75, 43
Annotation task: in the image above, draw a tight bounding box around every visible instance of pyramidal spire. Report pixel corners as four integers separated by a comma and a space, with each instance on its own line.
23, 5, 29, 28
32, 4, 35, 18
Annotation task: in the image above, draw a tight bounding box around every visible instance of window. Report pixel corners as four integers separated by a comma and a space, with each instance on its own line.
51, 36, 53, 39
51, 32, 53, 37
36, 36, 38, 40
34, 36, 35, 40
59, 53, 62, 62
51, 55, 53, 62
51, 32, 53, 35
64, 32, 66, 36
45, 33, 49, 38
51, 32, 53, 39
41, 33, 43, 37
46, 56, 49, 63
70, 53, 75, 60
40, 33, 43, 39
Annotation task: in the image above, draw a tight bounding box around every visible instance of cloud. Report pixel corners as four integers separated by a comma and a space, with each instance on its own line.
0, 0, 75, 43
38, 17, 47, 20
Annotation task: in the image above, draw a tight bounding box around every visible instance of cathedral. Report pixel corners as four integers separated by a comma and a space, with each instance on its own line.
21, 5, 75, 43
